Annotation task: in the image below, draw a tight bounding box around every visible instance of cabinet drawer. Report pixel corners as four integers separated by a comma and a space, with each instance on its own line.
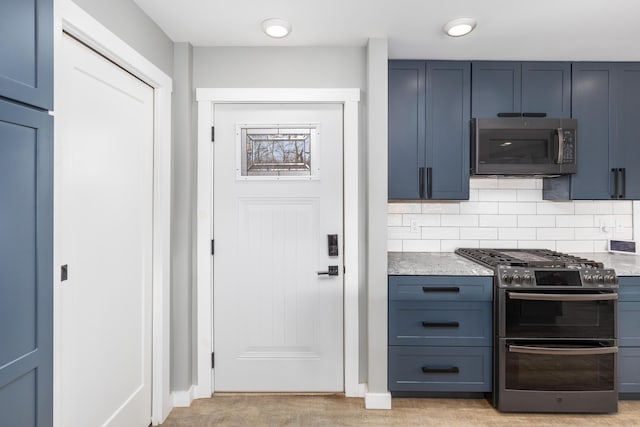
388, 346, 492, 392
619, 277, 640, 301
389, 301, 492, 346
619, 347, 640, 393
389, 276, 493, 302
620, 301, 640, 347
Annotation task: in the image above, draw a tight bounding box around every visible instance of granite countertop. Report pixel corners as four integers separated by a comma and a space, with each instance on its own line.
573, 253, 640, 276
388, 252, 494, 276
388, 251, 640, 277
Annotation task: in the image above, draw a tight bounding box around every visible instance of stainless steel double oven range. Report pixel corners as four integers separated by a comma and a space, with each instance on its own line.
456, 248, 619, 413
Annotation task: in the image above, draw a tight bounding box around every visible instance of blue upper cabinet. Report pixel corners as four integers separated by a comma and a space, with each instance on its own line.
570, 63, 614, 200
614, 63, 640, 199
388, 61, 425, 200
569, 63, 640, 200
389, 60, 470, 200
426, 61, 470, 200
471, 61, 570, 118
0, 0, 53, 110
471, 62, 520, 118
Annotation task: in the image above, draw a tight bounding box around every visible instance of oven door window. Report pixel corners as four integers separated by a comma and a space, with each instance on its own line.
503, 340, 616, 391
478, 129, 556, 165
504, 291, 616, 339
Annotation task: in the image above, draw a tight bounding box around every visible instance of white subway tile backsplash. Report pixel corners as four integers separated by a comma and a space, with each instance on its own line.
388, 240, 403, 251
480, 240, 518, 249
498, 178, 538, 190
536, 202, 575, 215
388, 226, 421, 240
555, 215, 594, 228
388, 203, 421, 214
499, 202, 537, 215
403, 240, 441, 252
441, 215, 479, 227
518, 240, 556, 251
459, 202, 499, 215
422, 202, 460, 214
517, 215, 555, 228
387, 189, 634, 253
500, 228, 536, 240
479, 189, 517, 202
402, 214, 440, 227
441, 240, 479, 251
480, 214, 517, 227
516, 189, 542, 202
422, 227, 459, 240
460, 227, 498, 240
556, 241, 595, 253
537, 228, 575, 241
470, 177, 498, 189
388, 214, 402, 226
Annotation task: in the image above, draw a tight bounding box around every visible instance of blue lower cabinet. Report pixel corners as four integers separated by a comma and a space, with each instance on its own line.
389, 346, 492, 392
619, 277, 640, 396
388, 275, 493, 394
619, 347, 640, 394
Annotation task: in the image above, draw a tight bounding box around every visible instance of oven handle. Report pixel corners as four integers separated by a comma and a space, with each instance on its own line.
508, 345, 618, 356
507, 292, 618, 302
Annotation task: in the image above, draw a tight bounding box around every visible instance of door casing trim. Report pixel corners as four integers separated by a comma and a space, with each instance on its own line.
195, 88, 361, 398
53, 1, 173, 424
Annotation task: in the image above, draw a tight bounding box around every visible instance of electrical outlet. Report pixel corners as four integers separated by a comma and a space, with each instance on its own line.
600, 218, 613, 235
410, 219, 419, 233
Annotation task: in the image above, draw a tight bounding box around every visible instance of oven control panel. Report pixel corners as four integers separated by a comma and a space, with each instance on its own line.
495, 265, 618, 288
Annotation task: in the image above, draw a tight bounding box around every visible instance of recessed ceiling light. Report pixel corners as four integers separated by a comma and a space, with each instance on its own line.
443, 18, 477, 37
262, 18, 292, 38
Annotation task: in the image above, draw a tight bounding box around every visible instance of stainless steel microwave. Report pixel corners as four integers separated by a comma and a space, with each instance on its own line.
471, 118, 577, 176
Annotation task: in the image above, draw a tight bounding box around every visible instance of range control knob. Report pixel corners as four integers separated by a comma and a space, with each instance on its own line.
523, 274, 532, 284
604, 275, 616, 285
512, 274, 520, 285
501, 274, 511, 285
596, 274, 605, 284
584, 274, 593, 283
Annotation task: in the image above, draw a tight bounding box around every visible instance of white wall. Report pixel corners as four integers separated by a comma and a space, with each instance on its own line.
71, 0, 174, 77
389, 177, 634, 253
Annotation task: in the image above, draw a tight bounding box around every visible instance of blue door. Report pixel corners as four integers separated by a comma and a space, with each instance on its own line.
0, 99, 53, 427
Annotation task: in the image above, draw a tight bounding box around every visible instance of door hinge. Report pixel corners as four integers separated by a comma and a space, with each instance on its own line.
61, 264, 68, 282
211, 239, 215, 255
343, 266, 346, 275
211, 352, 215, 368
211, 126, 215, 142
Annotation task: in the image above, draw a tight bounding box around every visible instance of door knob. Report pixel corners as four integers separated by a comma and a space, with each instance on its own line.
317, 265, 339, 276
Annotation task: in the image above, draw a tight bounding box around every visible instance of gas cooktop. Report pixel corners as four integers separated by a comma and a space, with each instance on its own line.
454, 248, 604, 269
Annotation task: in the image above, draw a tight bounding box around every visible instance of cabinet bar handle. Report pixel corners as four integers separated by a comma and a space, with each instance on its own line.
620, 168, 626, 199
419, 167, 425, 199
496, 112, 522, 117
427, 167, 433, 199
612, 168, 619, 199
422, 321, 460, 328
522, 112, 547, 117
422, 286, 460, 293
422, 366, 460, 374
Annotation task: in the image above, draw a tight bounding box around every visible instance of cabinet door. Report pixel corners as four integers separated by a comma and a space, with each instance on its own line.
388, 61, 425, 199
570, 63, 615, 200
426, 61, 470, 200
0, 0, 53, 110
471, 62, 521, 118
0, 99, 53, 427
521, 62, 571, 118
615, 63, 640, 199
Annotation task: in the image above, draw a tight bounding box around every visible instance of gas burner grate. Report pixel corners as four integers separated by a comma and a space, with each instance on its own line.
454, 248, 604, 269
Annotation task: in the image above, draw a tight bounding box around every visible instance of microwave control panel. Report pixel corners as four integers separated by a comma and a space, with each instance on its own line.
561, 129, 576, 164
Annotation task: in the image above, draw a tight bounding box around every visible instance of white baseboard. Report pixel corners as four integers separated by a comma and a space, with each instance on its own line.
364, 391, 392, 409
172, 385, 196, 408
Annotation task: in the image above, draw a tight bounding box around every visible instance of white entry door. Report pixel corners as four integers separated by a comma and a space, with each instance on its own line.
213, 103, 344, 391
56, 34, 153, 426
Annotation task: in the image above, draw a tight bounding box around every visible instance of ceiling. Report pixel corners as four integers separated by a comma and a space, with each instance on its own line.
133, 0, 640, 60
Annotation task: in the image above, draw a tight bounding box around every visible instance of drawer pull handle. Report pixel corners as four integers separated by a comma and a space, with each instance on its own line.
422, 321, 460, 328
422, 286, 460, 293
422, 366, 459, 374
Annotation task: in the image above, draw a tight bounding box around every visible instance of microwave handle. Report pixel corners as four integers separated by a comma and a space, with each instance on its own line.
556, 128, 564, 164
